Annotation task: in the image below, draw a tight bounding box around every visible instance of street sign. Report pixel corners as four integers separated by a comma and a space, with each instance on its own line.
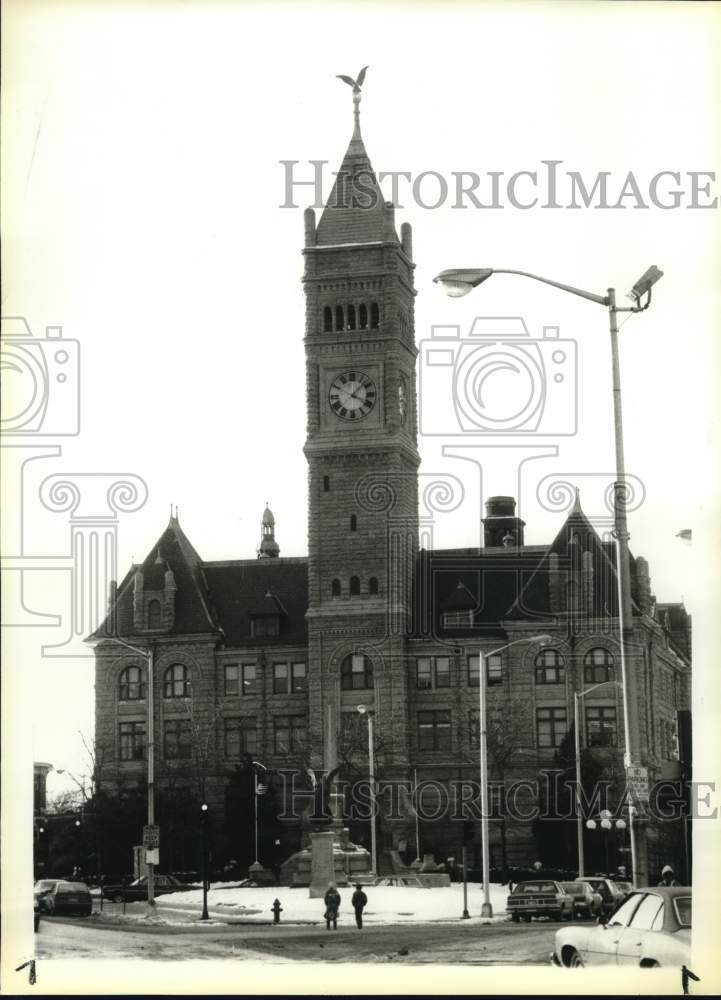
145, 848, 160, 866
143, 824, 160, 849
626, 765, 649, 802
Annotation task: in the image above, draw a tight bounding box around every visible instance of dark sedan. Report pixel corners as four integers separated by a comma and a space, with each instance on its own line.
43, 881, 93, 916
103, 873, 198, 902
506, 880, 574, 922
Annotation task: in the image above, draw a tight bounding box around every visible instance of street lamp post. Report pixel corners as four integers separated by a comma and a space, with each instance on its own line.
200, 803, 209, 920
435, 263, 663, 890
478, 635, 552, 917
250, 760, 268, 867
357, 705, 377, 875
91, 635, 156, 914
574, 680, 623, 878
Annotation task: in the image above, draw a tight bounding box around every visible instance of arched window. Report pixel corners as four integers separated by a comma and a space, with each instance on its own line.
341, 653, 373, 690
147, 599, 162, 629
369, 576, 379, 596
163, 663, 190, 699
350, 575, 360, 596
583, 648, 615, 685
350, 514, 357, 532
331, 578, 341, 598
534, 649, 565, 685
347, 305, 356, 330
323, 475, 330, 492
118, 665, 146, 701
359, 303, 368, 329
335, 305, 344, 331
323, 307, 333, 333
370, 302, 380, 329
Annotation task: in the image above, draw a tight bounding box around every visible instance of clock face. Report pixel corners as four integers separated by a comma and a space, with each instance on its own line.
329, 371, 377, 421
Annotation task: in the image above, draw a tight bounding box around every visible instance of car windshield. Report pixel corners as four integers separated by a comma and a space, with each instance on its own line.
58, 882, 87, 891
35, 880, 56, 890
561, 883, 584, 896
674, 896, 692, 927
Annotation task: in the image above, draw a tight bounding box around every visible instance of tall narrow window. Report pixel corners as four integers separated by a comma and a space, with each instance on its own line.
335, 305, 344, 331
118, 665, 146, 701
369, 576, 379, 596
417, 710, 452, 751
370, 302, 380, 328
323, 475, 330, 492
350, 514, 357, 532
119, 721, 146, 761
163, 663, 190, 699
273, 662, 289, 695
164, 718, 192, 759
486, 654, 503, 685
347, 305, 356, 330
323, 307, 333, 332
350, 575, 360, 596
331, 578, 341, 598
535, 649, 565, 684
341, 653, 373, 690
584, 648, 615, 684
536, 706, 568, 748
359, 303, 368, 329
586, 706, 617, 747
147, 599, 162, 629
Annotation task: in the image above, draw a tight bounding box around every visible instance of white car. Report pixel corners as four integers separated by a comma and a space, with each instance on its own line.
552, 886, 691, 967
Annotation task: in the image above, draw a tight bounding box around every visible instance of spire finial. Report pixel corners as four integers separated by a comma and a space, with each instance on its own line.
571, 486, 582, 514
336, 66, 368, 138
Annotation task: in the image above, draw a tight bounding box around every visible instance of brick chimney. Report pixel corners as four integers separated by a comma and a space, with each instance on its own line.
482, 496, 526, 547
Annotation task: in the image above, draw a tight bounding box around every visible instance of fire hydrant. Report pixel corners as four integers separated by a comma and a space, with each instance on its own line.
271, 898, 283, 924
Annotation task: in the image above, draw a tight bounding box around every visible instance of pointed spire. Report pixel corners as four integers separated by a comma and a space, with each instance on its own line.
258, 503, 280, 559
571, 487, 582, 514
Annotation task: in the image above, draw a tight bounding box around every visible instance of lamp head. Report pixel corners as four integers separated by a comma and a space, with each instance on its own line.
627, 264, 663, 303
201, 803, 208, 812
601, 819, 612, 830
357, 704, 367, 715
615, 818, 626, 830
433, 268, 494, 298
586, 819, 597, 830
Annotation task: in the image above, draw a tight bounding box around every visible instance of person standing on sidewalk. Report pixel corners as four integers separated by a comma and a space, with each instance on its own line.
324, 882, 341, 930
351, 884, 368, 929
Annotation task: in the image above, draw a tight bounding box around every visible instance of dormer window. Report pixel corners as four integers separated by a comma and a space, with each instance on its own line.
443, 610, 473, 628
251, 616, 280, 638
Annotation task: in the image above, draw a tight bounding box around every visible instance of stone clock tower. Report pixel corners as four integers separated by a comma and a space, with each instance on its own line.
303, 86, 419, 782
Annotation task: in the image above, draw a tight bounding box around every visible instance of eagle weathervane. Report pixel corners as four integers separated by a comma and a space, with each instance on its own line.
337, 66, 369, 130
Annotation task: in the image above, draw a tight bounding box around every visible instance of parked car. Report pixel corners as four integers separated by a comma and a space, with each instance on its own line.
614, 880, 633, 902
552, 886, 691, 967
373, 876, 423, 887
506, 880, 574, 922
575, 877, 624, 915
42, 881, 92, 917
34, 879, 59, 913
102, 873, 199, 903
560, 881, 603, 920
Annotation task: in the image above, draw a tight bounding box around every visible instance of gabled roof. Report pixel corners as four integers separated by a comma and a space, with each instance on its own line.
89, 515, 219, 641
315, 121, 398, 247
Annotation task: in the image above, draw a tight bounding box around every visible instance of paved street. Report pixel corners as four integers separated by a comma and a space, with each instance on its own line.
36, 916, 558, 964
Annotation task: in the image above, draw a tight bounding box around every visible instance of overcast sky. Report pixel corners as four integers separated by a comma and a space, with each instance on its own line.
2, 1, 720, 803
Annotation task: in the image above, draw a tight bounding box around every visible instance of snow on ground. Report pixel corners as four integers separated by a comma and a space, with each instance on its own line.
154, 882, 511, 925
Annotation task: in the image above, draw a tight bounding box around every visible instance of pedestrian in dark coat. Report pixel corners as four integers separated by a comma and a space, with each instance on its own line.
324, 882, 341, 930
351, 884, 368, 929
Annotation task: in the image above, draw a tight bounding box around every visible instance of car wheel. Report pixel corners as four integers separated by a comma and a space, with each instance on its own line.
567, 948, 584, 968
